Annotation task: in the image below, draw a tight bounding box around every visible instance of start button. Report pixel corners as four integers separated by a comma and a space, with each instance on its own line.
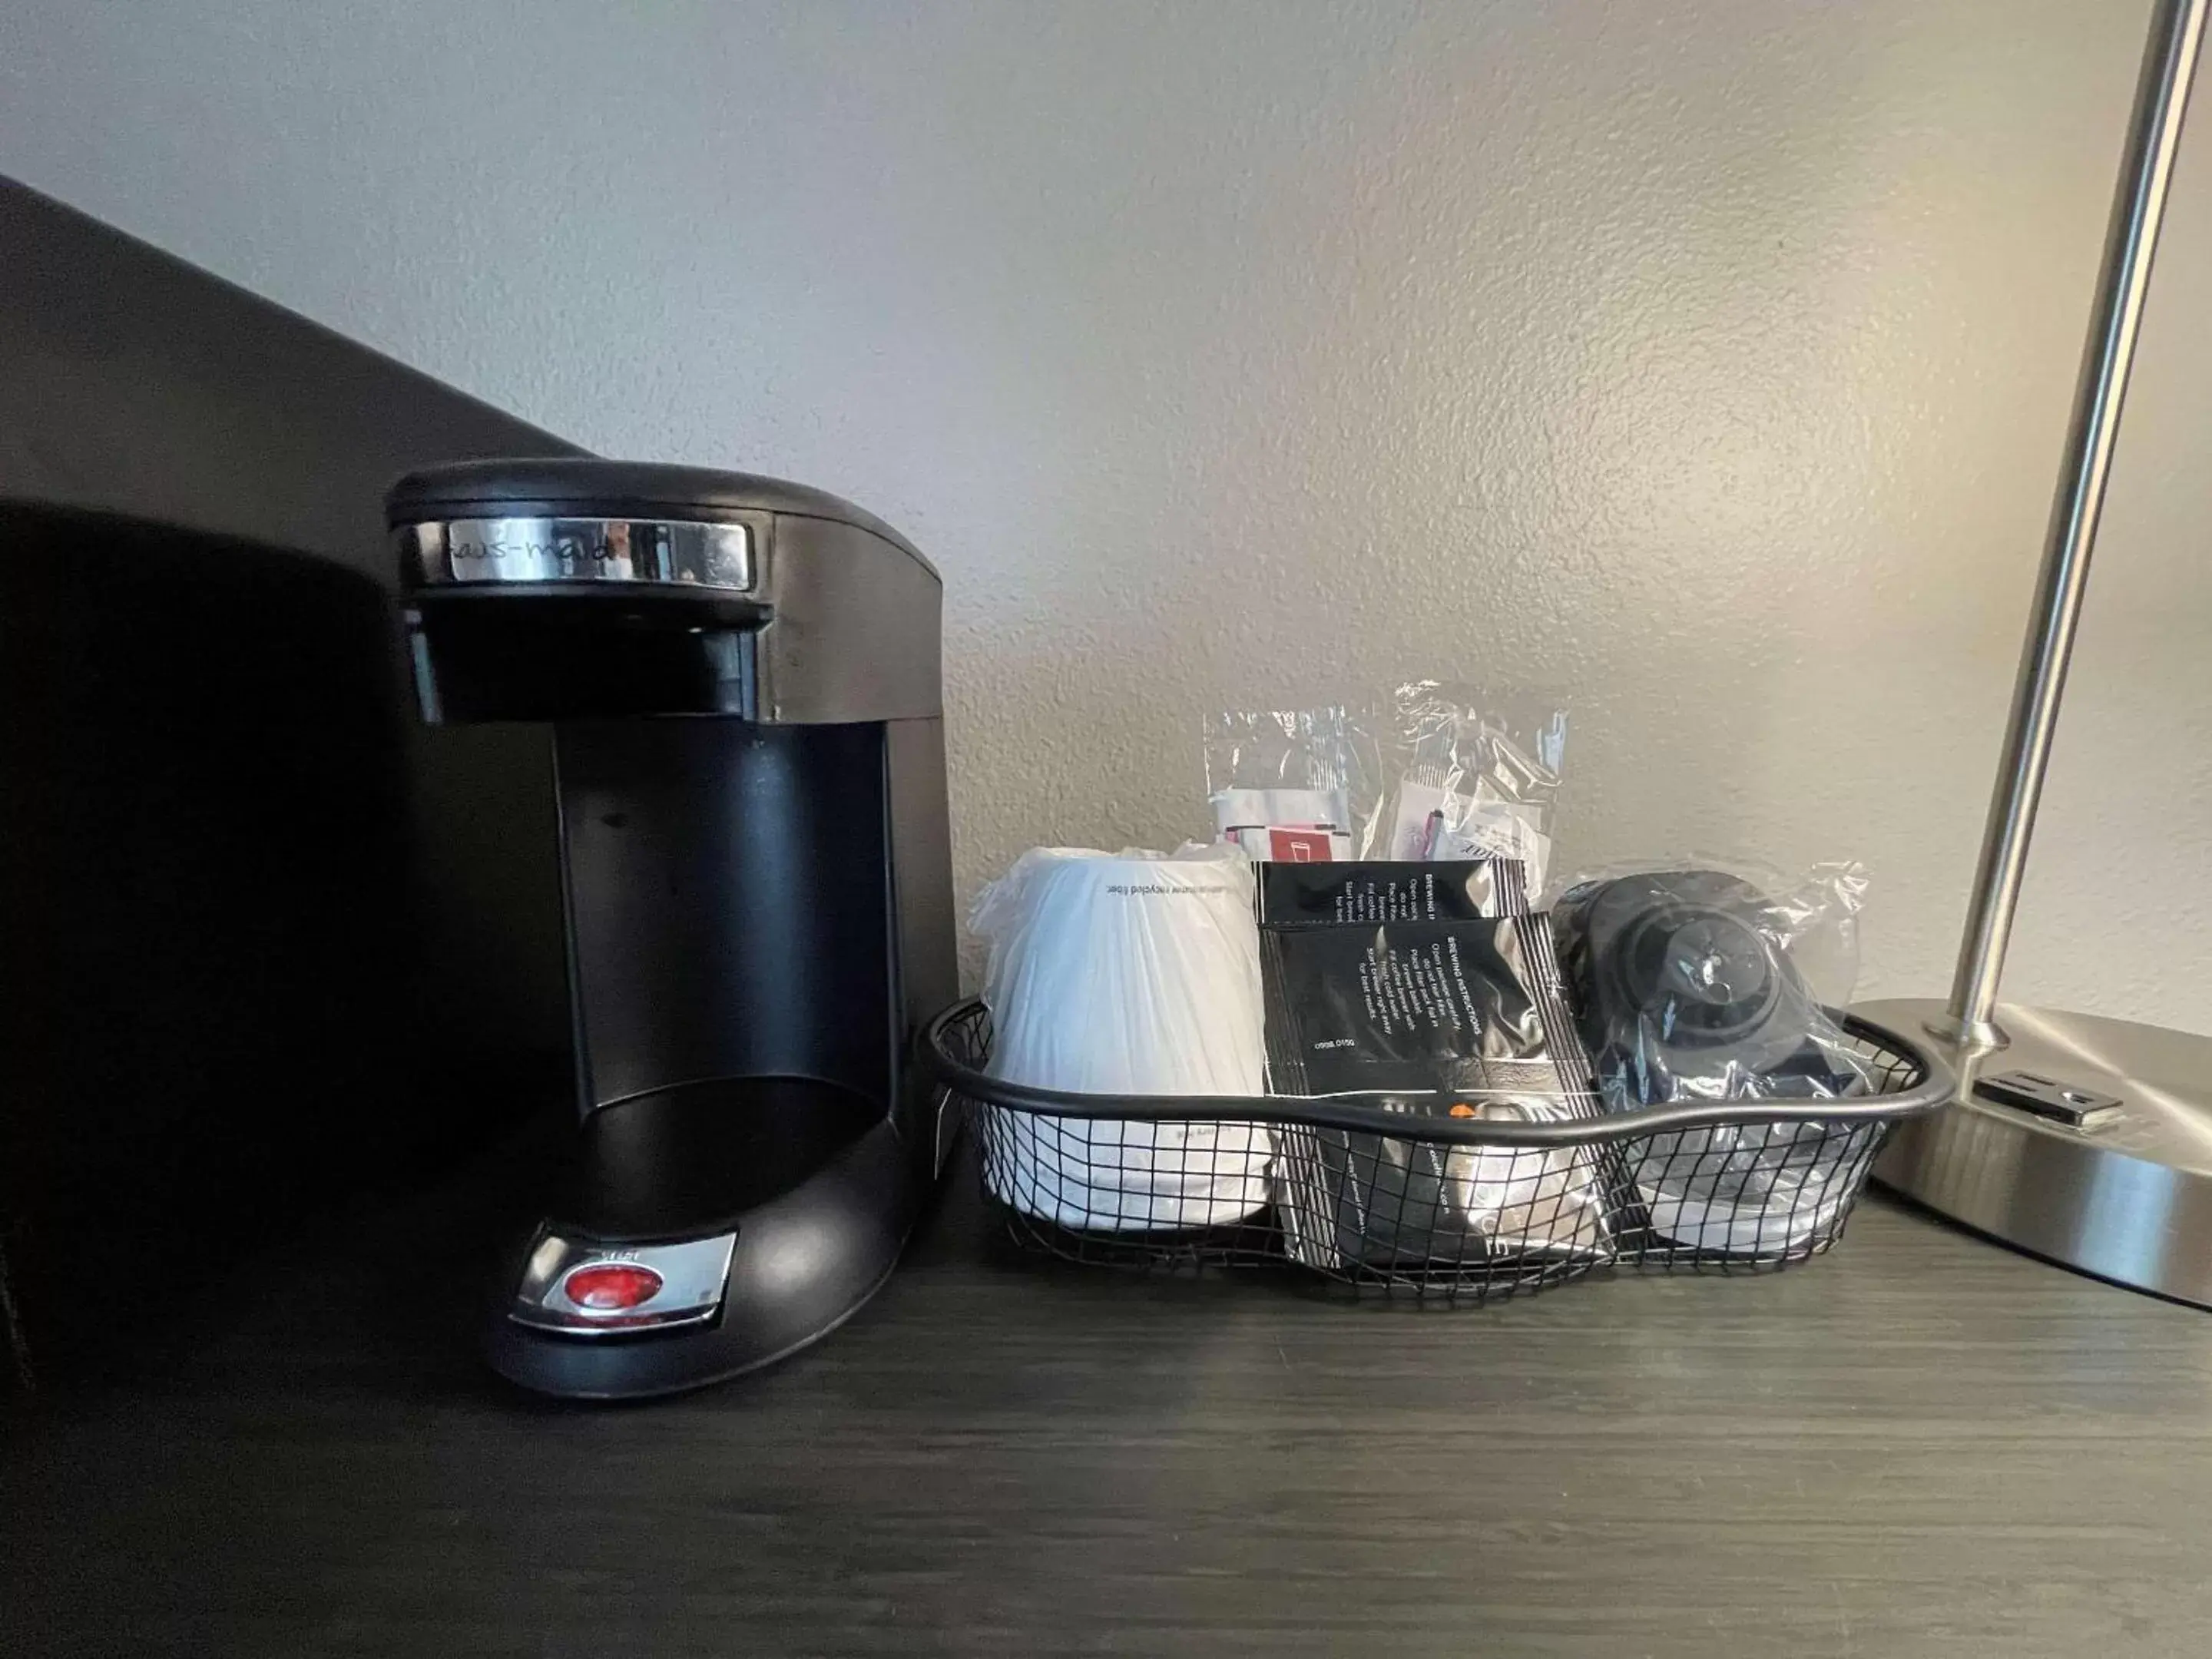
561, 1263, 664, 1312
508, 1227, 736, 1337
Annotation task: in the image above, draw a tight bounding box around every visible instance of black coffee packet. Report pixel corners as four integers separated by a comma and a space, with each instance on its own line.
1261, 918, 1574, 1100
1254, 859, 1585, 1107
1256, 859, 1528, 929
1254, 859, 1608, 1269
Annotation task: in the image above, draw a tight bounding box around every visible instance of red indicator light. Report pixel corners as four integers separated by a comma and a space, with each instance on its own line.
562, 1263, 664, 1312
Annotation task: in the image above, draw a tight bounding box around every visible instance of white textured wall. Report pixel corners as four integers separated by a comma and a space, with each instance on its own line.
4, 0, 2207, 1024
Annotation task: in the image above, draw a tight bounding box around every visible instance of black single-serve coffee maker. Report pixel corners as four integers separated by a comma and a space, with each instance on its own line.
390, 460, 957, 1399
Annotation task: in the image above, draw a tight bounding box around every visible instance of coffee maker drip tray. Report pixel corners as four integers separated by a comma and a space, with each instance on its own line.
556, 1075, 888, 1240
482, 1097, 920, 1401
489, 1078, 898, 1382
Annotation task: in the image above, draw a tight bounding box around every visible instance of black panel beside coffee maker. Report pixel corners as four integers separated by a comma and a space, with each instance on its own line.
391, 460, 959, 1398
0, 180, 584, 1389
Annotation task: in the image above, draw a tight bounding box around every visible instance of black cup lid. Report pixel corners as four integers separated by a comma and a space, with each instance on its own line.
1618, 904, 1780, 1045
1575, 870, 1810, 1064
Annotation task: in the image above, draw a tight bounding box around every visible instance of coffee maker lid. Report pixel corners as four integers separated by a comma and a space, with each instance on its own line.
386, 458, 934, 577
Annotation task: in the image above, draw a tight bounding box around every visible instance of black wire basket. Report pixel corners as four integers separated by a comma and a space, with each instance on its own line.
920, 998, 1951, 1303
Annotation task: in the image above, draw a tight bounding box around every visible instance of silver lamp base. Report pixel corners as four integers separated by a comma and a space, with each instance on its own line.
1859, 998, 2212, 1307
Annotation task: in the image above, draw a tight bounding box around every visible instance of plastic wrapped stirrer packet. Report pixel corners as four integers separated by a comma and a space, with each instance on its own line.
1373, 684, 1568, 891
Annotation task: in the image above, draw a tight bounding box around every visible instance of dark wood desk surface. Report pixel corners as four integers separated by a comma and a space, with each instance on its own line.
8, 1144, 2212, 1658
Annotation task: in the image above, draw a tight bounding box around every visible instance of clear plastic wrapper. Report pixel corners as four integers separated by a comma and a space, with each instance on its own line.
1204, 706, 1376, 862
1272, 1098, 1613, 1272
1371, 684, 1568, 892
1549, 862, 1874, 1253
1256, 860, 1610, 1268
969, 844, 1270, 1232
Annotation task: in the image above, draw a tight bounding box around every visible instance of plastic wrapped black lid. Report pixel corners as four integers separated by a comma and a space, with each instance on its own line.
1552, 869, 1869, 1107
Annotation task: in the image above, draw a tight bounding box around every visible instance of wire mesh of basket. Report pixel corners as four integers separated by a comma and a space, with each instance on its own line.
922, 998, 1949, 1303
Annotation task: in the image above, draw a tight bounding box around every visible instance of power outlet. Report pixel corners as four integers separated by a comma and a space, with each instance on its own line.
1974, 1069, 2124, 1131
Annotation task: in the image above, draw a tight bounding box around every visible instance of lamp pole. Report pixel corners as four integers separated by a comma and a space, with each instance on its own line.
1931, 0, 2207, 1048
